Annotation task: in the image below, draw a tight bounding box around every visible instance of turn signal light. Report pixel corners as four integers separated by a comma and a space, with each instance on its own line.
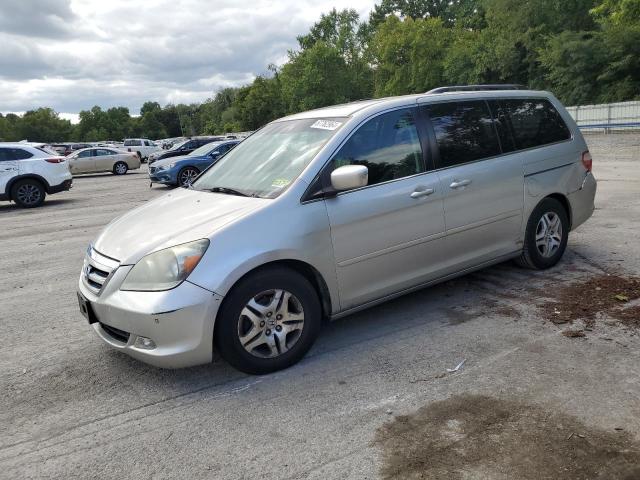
581, 151, 592, 172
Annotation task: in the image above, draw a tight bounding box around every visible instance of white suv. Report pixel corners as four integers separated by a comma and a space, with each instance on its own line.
0, 143, 72, 208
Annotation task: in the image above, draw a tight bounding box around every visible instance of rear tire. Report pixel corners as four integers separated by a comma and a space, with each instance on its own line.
11, 179, 45, 208
516, 197, 569, 269
113, 161, 128, 175
215, 267, 321, 375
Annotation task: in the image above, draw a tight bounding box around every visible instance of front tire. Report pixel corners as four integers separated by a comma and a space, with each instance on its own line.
215, 267, 321, 374
517, 197, 569, 269
11, 179, 46, 208
178, 166, 200, 187
113, 161, 128, 175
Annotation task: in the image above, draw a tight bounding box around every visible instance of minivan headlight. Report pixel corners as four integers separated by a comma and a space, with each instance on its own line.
120, 239, 209, 291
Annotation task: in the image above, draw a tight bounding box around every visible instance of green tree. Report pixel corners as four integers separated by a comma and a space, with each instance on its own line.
371, 15, 452, 96
280, 41, 354, 112
539, 31, 607, 104
369, 0, 484, 28
236, 76, 284, 130
591, 0, 640, 24
295, 9, 373, 103
16, 108, 74, 142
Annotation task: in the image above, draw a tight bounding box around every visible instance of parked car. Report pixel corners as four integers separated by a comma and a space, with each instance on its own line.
68, 143, 92, 153
122, 138, 161, 161
77, 86, 596, 374
49, 144, 73, 156
147, 137, 222, 164
149, 140, 240, 187
0, 143, 72, 208
67, 147, 141, 175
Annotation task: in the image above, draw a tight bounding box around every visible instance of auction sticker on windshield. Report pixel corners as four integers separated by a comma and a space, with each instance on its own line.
271, 178, 291, 188
310, 120, 342, 130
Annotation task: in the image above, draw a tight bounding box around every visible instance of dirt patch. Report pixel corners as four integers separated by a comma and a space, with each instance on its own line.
562, 329, 587, 338
617, 305, 640, 329
541, 274, 640, 328
374, 394, 640, 480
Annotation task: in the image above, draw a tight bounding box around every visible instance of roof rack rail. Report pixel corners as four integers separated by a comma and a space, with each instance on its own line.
426, 84, 527, 94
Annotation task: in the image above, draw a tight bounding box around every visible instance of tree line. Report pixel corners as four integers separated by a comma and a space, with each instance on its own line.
1, 0, 638, 143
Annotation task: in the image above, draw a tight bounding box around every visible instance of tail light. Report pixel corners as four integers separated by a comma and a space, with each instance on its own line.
581, 151, 592, 172
45, 157, 66, 163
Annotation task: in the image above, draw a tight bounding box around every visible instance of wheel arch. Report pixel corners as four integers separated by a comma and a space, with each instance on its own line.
6, 174, 50, 197
213, 259, 333, 336
544, 193, 572, 229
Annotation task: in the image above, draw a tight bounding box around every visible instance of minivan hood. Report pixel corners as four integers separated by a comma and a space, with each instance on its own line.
94, 188, 267, 264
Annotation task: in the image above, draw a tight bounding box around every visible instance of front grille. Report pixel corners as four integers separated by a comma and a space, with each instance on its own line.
100, 322, 130, 344
149, 166, 157, 174
85, 265, 109, 290
82, 247, 120, 295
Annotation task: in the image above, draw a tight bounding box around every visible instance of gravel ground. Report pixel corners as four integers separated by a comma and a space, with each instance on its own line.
1, 133, 639, 479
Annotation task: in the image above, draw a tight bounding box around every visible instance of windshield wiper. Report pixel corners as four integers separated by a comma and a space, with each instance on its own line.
206, 186, 251, 197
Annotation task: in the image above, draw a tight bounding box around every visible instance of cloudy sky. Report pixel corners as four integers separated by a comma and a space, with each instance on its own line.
0, 0, 375, 122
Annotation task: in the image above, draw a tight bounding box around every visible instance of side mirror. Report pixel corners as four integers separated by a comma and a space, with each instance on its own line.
330, 165, 368, 191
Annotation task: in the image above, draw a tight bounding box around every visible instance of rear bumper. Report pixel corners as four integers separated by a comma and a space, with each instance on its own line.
48, 178, 73, 194
569, 172, 597, 230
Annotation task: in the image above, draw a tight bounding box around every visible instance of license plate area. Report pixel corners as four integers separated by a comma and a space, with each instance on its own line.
77, 292, 98, 324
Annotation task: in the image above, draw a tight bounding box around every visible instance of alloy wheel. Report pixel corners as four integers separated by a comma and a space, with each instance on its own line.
16, 184, 42, 206
535, 212, 563, 258
115, 163, 127, 174
179, 168, 199, 187
237, 289, 305, 358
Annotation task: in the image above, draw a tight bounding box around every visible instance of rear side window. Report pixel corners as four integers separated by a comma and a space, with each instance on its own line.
124, 140, 142, 147
0, 148, 33, 161
332, 108, 424, 186
425, 101, 500, 168
487, 100, 517, 154
501, 99, 571, 150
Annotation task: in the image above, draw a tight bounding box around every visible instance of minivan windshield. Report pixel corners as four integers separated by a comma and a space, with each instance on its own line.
193, 118, 346, 198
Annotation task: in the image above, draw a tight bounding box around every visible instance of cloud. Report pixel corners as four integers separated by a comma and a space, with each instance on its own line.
0, 0, 77, 38
0, 0, 375, 115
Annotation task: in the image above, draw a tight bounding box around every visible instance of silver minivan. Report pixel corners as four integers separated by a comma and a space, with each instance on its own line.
77, 87, 596, 374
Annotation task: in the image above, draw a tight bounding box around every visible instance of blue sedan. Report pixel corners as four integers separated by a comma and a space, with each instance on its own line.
149, 140, 239, 187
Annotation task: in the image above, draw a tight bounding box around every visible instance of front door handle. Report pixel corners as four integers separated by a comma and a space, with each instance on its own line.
411, 188, 435, 199
449, 179, 471, 189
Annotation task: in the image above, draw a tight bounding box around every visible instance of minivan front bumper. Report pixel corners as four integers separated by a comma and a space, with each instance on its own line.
78, 268, 222, 368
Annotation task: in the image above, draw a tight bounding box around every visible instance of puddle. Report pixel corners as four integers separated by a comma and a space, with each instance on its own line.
374, 394, 640, 480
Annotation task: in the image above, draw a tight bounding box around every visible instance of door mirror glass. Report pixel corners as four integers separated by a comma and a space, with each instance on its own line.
331, 165, 368, 191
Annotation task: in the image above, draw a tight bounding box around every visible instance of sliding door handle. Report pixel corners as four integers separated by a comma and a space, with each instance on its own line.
449, 179, 471, 189
411, 188, 435, 199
